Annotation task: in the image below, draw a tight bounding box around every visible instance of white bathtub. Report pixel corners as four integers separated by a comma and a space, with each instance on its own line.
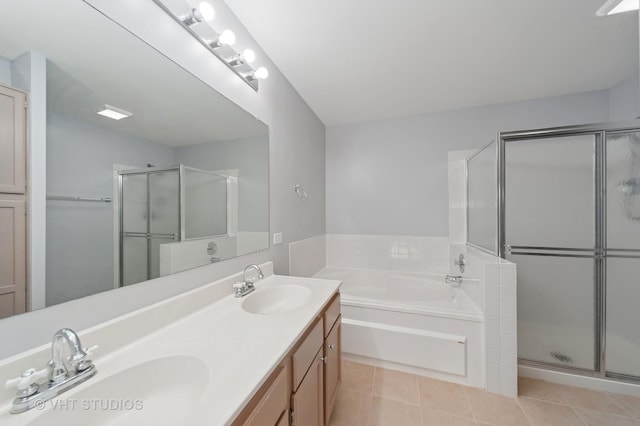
314, 267, 485, 387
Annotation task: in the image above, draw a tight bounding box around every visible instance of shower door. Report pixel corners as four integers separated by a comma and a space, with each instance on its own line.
503, 134, 601, 372
605, 130, 640, 380
120, 169, 179, 286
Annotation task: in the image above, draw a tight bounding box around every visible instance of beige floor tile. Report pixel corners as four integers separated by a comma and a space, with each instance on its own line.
342, 360, 375, 394
367, 396, 422, 426
421, 407, 476, 426
554, 383, 628, 416
330, 387, 373, 426
574, 408, 640, 426
517, 397, 584, 426
373, 368, 420, 406
607, 393, 640, 419
464, 387, 530, 426
417, 376, 473, 418
518, 377, 566, 404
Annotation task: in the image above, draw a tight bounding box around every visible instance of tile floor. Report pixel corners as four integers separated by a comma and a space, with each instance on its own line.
329, 360, 640, 426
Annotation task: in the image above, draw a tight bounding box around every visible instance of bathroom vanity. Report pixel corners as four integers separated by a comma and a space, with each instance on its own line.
233, 293, 341, 425
0, 263, 341, 425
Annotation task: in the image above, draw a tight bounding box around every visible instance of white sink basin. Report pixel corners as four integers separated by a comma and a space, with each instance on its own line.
29, 355, 209, 426
242, 285, 312, 315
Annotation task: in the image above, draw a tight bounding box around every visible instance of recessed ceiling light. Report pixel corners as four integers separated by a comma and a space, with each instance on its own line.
96, 105, 133, 121
596, 0, 639, 16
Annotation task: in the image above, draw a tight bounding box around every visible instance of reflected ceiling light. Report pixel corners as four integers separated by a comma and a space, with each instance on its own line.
96, 105, 133, 121
152, 0, 268, 91
180, 1, 215, 26
596, 0, 639, 16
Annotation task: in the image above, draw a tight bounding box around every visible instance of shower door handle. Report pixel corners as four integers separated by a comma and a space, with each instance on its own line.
148, 233, 178, 240
123, 232, 177, 240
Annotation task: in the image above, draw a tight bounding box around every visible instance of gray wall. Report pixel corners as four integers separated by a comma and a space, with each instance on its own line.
175, 136, 269, 232
0, 56, 10, 85
327, 89, 615, 236
46, 113, 175, 306
609, 72, 640, 121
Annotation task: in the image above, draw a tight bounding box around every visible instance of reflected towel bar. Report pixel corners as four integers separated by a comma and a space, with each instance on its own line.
47, 195, 112, 203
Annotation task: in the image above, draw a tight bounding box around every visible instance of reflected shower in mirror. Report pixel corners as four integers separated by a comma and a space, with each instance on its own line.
0, 0, 269, 313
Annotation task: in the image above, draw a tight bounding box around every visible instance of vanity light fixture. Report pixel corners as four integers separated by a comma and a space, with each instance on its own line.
208, 29, 236, 48
96, 104, 133, 120
596, 0, 639, 16
249, 67, 269, 80
152, 0, 268, 91
180, 1, 215, 26
226, 49, 255, 66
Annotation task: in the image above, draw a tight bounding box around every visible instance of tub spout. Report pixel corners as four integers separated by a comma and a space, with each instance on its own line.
445, 275, 463, 287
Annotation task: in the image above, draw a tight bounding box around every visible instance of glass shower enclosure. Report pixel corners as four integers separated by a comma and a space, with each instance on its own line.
468, 121, 640, 383
118, 165, 229, 286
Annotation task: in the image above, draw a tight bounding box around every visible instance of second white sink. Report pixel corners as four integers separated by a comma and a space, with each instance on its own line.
242, 285, 312, 315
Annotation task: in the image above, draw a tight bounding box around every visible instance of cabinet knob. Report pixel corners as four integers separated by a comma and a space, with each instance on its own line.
320, 356, 328, 364
328, 344, 335, 351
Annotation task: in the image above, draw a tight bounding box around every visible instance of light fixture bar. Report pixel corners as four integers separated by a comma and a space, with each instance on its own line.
97, 104, 133, 120
151, 0, 263, 91
596, 0, 639, 16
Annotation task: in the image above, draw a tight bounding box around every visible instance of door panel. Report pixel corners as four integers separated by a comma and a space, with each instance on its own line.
605, 131, 640, 379
291, 349, 324, 426
0, 198, 26, 318
0, 85, 26, 194
510, 254, 595, 370
324, 319, 341, 422
504, 134, 598, 371
505, 135, 595, 248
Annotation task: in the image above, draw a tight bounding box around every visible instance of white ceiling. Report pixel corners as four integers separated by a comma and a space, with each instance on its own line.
224, 0, 639, 126
0, 0, 266, 147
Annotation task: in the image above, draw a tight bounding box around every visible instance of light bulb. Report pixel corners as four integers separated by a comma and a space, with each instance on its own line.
254, 67, 269, 80
241, 49, 256, 64
218, 29, 236, 46
197, 2, 215, 21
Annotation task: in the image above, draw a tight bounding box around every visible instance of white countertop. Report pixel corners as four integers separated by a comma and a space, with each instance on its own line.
0, 267, 341, 425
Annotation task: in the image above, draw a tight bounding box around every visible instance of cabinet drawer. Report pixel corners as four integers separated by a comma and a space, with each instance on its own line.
292, 318, 323, 391
323, 293, 340, 337
242, 364, 289, 426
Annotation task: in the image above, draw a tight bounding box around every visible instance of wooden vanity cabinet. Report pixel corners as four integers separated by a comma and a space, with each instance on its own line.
323, 315, 341, 422
234, 291, 341, 426
233, 363, 290, 426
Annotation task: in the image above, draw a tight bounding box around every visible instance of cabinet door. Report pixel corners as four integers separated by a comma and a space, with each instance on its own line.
291, 348, 324, 426
324, 318, 341, 422
0, 85, 26, 194
0, 198, 26, 318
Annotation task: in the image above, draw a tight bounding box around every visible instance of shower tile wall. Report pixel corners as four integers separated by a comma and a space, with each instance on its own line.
448, 152, 518, 397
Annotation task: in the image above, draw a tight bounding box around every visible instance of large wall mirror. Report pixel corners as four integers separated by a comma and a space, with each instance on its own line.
0, 0, 269, 316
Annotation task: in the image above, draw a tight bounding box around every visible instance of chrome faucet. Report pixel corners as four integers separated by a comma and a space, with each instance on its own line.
445, 274, 463, 287
4, 328, 97, 414
233, 264, 264, 297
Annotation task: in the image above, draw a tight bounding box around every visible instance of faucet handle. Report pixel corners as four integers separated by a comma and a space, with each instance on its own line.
233, 281, 246, 289
73, 345, 98, 372
5, 368, 48, 398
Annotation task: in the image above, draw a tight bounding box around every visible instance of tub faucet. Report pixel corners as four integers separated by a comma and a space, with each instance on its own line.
4, 328, 97, 414
445, 274, 463, 287
233, 264, 264, 297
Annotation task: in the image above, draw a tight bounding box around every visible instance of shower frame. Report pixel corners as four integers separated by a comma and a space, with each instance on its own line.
116, 164, 232, 286
494, 119, 640, 384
